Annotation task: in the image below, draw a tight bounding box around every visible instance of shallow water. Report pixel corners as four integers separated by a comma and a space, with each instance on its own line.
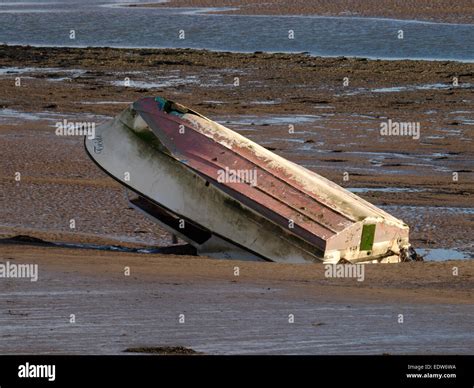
345, 83, 474, 95
0, 0, 473, 61
373, 83, 472, 93
0, 108, 111, 124
110, 75, 201, 89
218, 114, 321, 126
382, 205, 474, 216
0, 66, 86, 76
416, 248, 471, 261
347, 187, 425, 193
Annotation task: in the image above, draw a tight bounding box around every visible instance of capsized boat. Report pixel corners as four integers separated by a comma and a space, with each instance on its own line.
85, 96, 419, 264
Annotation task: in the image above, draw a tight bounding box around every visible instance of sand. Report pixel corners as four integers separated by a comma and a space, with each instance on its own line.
0, 244, 472, 354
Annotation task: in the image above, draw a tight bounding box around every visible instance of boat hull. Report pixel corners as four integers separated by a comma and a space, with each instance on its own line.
85, 114, 327, 263
85, 97, 413, 264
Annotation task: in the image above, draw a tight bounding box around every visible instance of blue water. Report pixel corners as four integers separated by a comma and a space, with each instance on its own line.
416, 248, 471, 261
0, 0, 473, 61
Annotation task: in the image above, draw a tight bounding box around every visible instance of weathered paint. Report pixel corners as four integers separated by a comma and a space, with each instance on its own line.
85, 96, 413, 264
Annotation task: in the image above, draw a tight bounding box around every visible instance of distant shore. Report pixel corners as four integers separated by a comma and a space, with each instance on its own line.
131, 0, 474, 24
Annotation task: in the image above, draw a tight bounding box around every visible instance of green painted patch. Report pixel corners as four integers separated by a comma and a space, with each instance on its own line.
360, 224, 376, 251
155, 96, 169, 111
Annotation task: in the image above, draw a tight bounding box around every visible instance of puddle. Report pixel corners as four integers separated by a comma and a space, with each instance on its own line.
344, 83, 473, 95
0, 109, 111, 124
439, 128, 463, 136
0, 66, 86, 78
110, 76, 201, 89
0, 109, 64, 122
350, 113, 378, 120
417, 248, 471, 261
347, 187, 425, 193
203, 100, 225, 105
382, 205, 474, 215
78, 101, 131, 105
375, 83, 472, 93
250, 100, 280, 105
218, 115, 321, 126
452, 117, 474, 125
340, 150, 463, 165
269, 137, 307, 144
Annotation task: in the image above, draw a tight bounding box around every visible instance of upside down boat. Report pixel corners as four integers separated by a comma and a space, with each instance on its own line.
85, 96, 419, 264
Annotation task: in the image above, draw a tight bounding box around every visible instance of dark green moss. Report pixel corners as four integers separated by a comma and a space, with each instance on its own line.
131, 129, 169, 154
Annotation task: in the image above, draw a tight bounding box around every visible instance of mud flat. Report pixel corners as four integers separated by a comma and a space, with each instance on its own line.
0, 245, 472, 354
0, 45, 473, 256
136, 0, 474, 24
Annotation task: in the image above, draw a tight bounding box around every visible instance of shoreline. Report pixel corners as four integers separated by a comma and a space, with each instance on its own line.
2, 43, 473, 64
